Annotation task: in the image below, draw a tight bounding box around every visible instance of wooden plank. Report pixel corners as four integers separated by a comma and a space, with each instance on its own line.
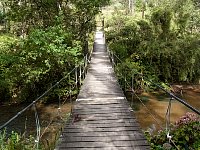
75, 101, 127, 105
68, 116, 136, 121
61, 133, 146, 139
61, 135, 146, 142
61, 131, 145, 137
69, 115, 135, 121
66, 121, 139, 128
67, 118, 138, 124
61, 138, 147, 143
76, 97, 125, 101
68, 116, 135, 122
77, 94, 125, 99
58, 140, 149, 148
74, 101, 129, 108
76, 97, 126, 101
71, 110, 133, 114
73, 107, 132, 111
64, 123, 140, 128
72, 111, 133, 115
58, 146, 150, 150
75, 99, 127, 103
62, 127, 142, 133
71, 113, 134, 118
75, 101, 129, 105
74, 106, 132, 110
73, 107, 132, 110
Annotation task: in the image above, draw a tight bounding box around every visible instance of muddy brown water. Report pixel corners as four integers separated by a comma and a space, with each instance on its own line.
0, 87, 199, 143
0, 101, 72, 146
128, 87, 200, 131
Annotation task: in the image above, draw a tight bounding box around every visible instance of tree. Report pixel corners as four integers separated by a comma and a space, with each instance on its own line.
3, 0, 110, 53
106, 0, 200, 87
0, 0, 111, 103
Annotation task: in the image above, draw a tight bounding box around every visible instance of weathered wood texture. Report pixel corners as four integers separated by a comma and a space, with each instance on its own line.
56, 32, 150, 150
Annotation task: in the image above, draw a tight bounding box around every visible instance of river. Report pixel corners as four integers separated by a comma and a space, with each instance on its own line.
128, 85, 200, 131
0, 86, 199, 147
0, 101, 72, 148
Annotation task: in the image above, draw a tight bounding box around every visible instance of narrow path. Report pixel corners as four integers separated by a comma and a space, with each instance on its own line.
56, 31, 150, 150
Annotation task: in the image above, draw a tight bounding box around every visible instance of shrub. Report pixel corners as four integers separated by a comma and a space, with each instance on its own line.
0, 130, 35, 150
106, 7, 200, 86
145, 112, 200, 149
0, 25, 82, 103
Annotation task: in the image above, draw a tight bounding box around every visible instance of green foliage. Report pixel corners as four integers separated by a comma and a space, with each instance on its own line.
0, 34, 19, 102
0, 0, 111, 103
145, 112, 200, 149
149, 0, 198, 34
106, 0, 200, 90
2, 0, 110, 54
0, 34, 18, 52
115, 58, 147, 90
151, 8, 172, 39
0, 25, 82, 103
0, 11, 5, 24
0, 130, 35, 150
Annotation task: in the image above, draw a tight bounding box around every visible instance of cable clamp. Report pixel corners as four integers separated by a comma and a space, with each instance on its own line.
167, 132, 172, 142
35, 140, 39, 143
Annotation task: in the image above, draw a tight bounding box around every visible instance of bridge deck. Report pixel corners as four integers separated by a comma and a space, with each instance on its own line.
56, 31, 150, 150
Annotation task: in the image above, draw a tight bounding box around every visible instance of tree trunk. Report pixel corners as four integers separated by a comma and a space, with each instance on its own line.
142, 0, 146, 19
128, 0, 134, 15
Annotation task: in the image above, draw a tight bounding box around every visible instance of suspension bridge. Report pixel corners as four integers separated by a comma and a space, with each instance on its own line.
56, 31, 150, 149
1, 29, 199, 149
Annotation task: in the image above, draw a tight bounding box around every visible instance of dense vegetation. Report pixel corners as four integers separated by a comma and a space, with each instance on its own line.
105, 0, 200, 149
0, 0, 110, 104
145, 112, 200, 149
106, 0, 200, 90
0, 0, 200, 149
0, 0, 110, 149
0, 130, 35, 150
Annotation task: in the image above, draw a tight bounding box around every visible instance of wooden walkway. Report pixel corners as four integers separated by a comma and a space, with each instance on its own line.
56, 31, 150, 150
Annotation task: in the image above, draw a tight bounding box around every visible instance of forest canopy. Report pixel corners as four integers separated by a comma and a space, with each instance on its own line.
0, 0, 110, 103
106, 0, 200, 90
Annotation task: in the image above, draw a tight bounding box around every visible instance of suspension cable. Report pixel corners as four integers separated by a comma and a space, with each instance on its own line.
69, 75, 72, 105
79, 65, 82, 85
165, 98, 172, 132
58, 83, 61, 112
147, 80, 200, 115
165, 98, 172, 148
127, 78, 164, 129
75, 67, 78, 89
33, 104, 40, 150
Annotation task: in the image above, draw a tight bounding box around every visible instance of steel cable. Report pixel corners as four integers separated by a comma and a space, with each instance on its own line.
128, 82, 163, 129
33, 104, 40, 150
